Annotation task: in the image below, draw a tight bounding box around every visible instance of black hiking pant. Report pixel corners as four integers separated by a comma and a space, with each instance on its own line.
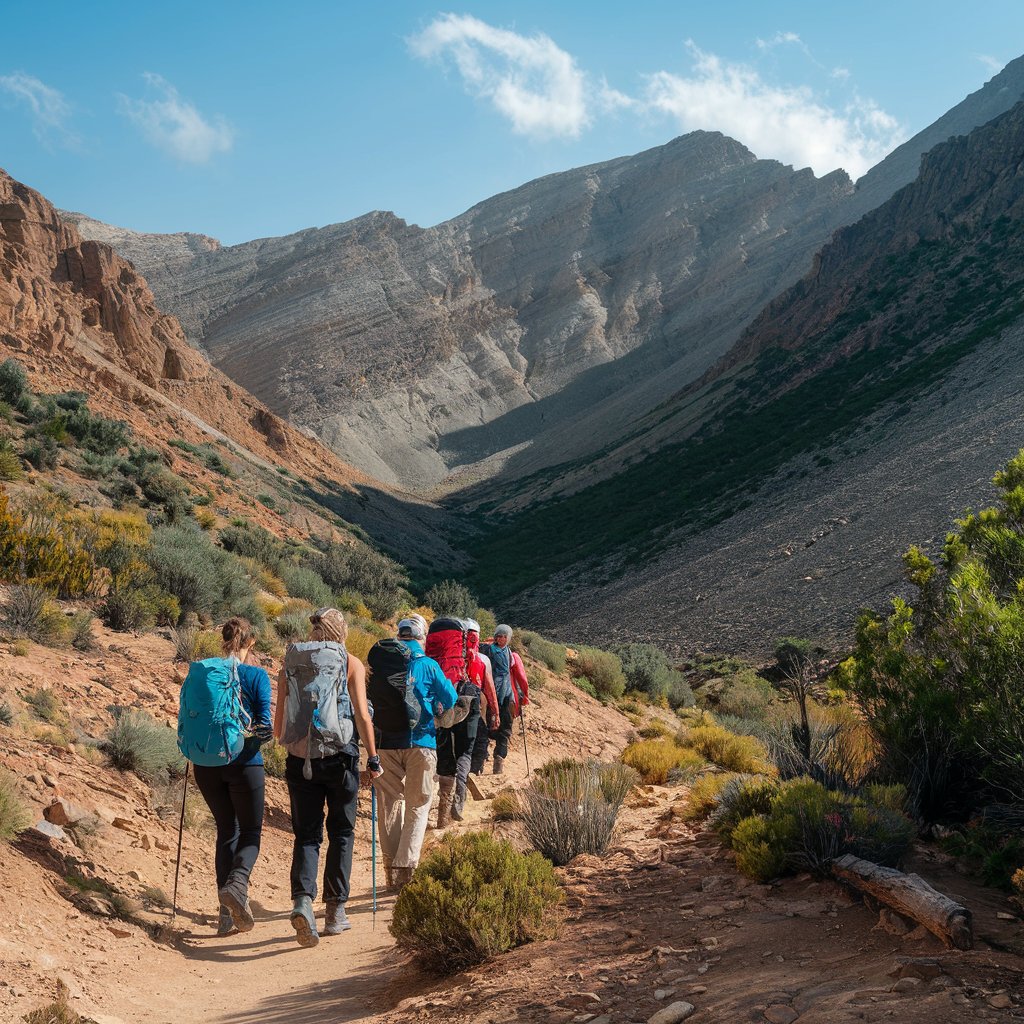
193, 761, 266, 890
492, 697, 514, 760
470, 711, 490, 774
286, 752, 359, 905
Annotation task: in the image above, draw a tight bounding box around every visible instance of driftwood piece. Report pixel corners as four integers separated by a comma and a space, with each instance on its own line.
832, 854, 973, 950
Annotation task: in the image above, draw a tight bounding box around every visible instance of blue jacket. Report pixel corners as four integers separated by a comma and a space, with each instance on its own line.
233, 662, 272, 766
378, 640, 457, 750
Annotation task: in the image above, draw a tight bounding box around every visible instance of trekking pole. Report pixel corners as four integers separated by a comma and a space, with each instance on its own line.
371, 787, 378, 929
519, 710, 531, 776
171, 762, 189, 923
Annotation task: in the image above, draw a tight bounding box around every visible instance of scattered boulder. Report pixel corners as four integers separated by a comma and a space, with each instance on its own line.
764, 1006, 798, 1024
647, 1001, 696, 1024
43, 797, 89, 827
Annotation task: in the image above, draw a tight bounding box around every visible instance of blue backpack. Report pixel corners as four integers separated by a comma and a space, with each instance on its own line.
177, 657, 251, 766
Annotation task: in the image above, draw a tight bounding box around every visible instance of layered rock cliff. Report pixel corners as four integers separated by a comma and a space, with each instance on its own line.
67, 133, 856, 490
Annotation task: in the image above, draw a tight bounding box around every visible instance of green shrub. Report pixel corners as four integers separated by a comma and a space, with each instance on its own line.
24, 686, 67, 726
310, 542, 408, 620
275, 610, 310, 642
70, 611, 95, 652
474, 607, 497, 640
732, 814, 788, 882
490, 789, 523, 821
572, 676, 598, 699
0, 701, 12, 725
573, 646, 625, 700
171, 624, 222, 662
0, 358, 28, 405
614, 643, 694, 707
683, 772, 741, 821
942, 822, 1024, 888
22, 436, 59, 471
104, 709, 184, 782
147, 523, 254, 621
391, 831, 561, 972
727, 778, 916, 880
621, 738, 704, 785
707, 775, 778, 842
0, 440, 23, 481
0, 770, 30, 841
522, 758, 631, 865
715, 670, 775, 719
518, 630, 567, 672
638, 721, 673, 739
424, 579, 477, 617
63, 405, 131, 455
679, 724, 772, 775
2, 586, 70, 646
279, 564, 332, 607
219, 522, 284, 569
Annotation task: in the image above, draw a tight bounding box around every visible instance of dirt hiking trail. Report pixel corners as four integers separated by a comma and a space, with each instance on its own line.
2, 631, 1023, 1023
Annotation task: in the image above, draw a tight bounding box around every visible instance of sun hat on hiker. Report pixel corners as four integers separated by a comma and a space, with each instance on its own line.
409, 613, 428, 636
494, 624, 512, 638
397, 617, 425, 641
464, 618, 480, 634
309, 607, 347, 644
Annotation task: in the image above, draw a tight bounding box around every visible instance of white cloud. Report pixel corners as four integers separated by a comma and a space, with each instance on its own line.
831, 67, 851, 80
756, 31, 803, 51
643, 42, 905, 179
0, 71, 77, 146
409, 13, 589, 139
119, 73, 233, 163
974, 53, 1004, 74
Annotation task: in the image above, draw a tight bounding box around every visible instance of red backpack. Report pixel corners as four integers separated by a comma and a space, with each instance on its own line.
425, 617, 469, 684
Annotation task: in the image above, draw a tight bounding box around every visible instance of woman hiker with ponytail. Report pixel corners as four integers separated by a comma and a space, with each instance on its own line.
190, 617, 272, 936
274, 607, 383, 947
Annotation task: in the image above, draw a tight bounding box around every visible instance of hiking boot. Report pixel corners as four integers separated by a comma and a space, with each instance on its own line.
493, 755, 504, 776
324, 901, 351, 935
217, 877, 254, 933
290, 895, 319, 948
393, 866, 415, 890
436, 776, 455, 829
451, 784, 467, 822
216, 905, 236, 937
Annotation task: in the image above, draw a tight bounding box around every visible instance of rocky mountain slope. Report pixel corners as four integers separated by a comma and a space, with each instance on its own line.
67, 134, 856, 491
496, 100, 1024, 653
66, 59, 1024, 502
1, 169, 456, 567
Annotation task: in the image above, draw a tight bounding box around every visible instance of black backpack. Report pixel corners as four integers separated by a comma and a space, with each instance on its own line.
366, 639, 422, 736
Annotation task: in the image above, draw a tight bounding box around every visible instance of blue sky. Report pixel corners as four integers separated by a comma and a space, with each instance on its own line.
2, 2, 1020, 244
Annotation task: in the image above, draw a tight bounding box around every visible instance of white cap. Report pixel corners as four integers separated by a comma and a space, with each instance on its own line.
397, 618, 425, 640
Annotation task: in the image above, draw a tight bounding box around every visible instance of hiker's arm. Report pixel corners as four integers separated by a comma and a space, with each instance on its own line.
512, 653, 530, 705
482, 662, 500, 727
434, 668, 458, 710
273, 667, 286, 740
255, 669, 273, 728
348, 658, 382, 788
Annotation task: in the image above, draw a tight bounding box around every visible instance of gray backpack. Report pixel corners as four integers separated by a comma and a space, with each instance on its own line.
280, 641, 354, 778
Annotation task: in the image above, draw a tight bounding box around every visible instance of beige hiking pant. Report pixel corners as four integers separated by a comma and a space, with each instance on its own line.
375, 747, 437, 869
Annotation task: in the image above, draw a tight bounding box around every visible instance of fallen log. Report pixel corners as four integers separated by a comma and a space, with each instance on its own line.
831, 854, 973, 949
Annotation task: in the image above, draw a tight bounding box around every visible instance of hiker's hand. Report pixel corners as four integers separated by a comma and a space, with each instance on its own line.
360, 758, 384, 789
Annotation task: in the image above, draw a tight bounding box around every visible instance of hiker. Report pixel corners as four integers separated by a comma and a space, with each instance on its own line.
483, 624, 529, 775
273, 607, 382, 947
428, 617, 482, 828
367, 617, 456, 889
466, 619, 499, 776
183, 617, 272, 937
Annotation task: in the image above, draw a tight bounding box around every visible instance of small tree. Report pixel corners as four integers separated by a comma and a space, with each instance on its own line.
773, 637, 825, 762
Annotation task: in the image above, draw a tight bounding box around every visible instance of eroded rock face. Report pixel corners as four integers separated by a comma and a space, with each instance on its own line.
0, 170, 207, 388
66, 133, 857, 490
